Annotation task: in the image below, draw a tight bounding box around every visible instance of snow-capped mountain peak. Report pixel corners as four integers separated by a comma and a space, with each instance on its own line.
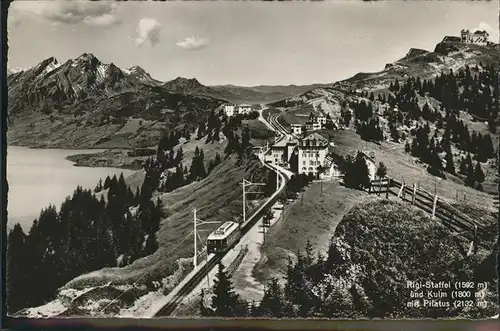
7, 67, 32, 75
122, 64, 162, 86
31, 57, 61, 76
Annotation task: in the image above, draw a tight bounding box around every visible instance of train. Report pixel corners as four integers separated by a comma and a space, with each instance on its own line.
206, 163, 286, 255
206, 221, 241, 254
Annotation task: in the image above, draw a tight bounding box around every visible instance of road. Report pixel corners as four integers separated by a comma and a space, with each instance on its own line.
152, 120, 290, 317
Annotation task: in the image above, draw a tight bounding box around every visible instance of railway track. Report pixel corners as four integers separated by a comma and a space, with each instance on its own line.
154, 255, 219, 316
154, 136, 288, 317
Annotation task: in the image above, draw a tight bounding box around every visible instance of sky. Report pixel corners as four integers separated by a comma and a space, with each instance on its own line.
7, 0, 500, 86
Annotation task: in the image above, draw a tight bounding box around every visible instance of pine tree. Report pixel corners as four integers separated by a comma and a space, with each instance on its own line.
95, 178, 103, 193
376, 162, 387, 179
259, 278, 284, 318
444, 147, 455, 175
197, 122, 206, 139
211, 262, 241, 317
341, 108, 352, 127
103, 175, 112, 190
6, 224, 27, 313
428, 148, 443, 176
465, 154, 475, 187
474, 161, 485, 183
459, 156, 467, 175
214, 152, 222, 167
143, 232, 159, 256
355, 152, 371, 189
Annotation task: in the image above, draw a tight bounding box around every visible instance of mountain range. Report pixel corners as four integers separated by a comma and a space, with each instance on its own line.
6, 34, 499, 149
270, 36, 500, 108
6, 51, 329, 148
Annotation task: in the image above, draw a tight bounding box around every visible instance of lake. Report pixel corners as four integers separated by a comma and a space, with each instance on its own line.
6, 146, 135, 232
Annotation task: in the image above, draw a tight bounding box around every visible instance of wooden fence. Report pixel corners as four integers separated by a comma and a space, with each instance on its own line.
369, 176, 487, 244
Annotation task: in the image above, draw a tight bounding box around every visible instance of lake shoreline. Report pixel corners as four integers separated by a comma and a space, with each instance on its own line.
64, 149, 154, 170
7, 146, 137, 232
8, 144, 148, 171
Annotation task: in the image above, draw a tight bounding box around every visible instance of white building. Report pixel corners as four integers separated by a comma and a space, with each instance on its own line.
237, 104, 252, 115
224, 103, 254, 117
290, 123, 303, 135
316, 114, 327, 125
264, 136, 298, 166
305, 121, 322, 131
321, 154, 342, 179
461, 29, 490, 45
224, 104, 236, 117
296, 133, 330, 176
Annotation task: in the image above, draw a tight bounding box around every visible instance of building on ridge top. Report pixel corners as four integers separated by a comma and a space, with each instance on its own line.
460, 29, 490, 45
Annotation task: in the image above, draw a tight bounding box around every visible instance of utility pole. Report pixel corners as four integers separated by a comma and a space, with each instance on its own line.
193, 208, 219, 268
241, 178, 266, 225
262, 210, 272, 244
194, 209, 197, 268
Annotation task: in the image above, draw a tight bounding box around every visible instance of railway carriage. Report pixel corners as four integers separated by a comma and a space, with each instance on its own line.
206, 221, 240, 254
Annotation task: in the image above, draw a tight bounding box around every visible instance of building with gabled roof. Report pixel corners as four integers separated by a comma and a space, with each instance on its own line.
296, 133, 330, 176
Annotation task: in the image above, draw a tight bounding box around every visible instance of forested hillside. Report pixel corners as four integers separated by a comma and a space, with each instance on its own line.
6, 108, 274, 315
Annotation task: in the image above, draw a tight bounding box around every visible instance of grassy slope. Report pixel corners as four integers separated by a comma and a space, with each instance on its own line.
329, 130, 496, 210
64, 154, 267, 291
242, 119, 275, 140
255, 181, 366, 283
254, 121, 496, 285
327, 198, 498, 318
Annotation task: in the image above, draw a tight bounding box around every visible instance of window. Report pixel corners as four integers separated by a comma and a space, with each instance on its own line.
303, 161, 306, 165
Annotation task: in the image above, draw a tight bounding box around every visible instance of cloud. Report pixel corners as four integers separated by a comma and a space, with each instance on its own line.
10, 0, 121, 27
471, 22, 499, 43
176, 36, 209, 51
135, 18, 162, 47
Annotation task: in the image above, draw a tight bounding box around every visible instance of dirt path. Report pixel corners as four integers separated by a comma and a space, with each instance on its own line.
231, 202, 284, 302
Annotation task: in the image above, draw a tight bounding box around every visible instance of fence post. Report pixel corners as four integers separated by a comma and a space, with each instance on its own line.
432, 194, 437, 220
473, 225, 478, 255
412, 183, 416, 205
386, 178, 391, 199
397, 181, 404, 199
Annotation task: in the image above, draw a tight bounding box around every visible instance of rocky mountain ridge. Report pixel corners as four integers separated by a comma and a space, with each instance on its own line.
6, 53, 226, 149
269, 37, 500, 110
